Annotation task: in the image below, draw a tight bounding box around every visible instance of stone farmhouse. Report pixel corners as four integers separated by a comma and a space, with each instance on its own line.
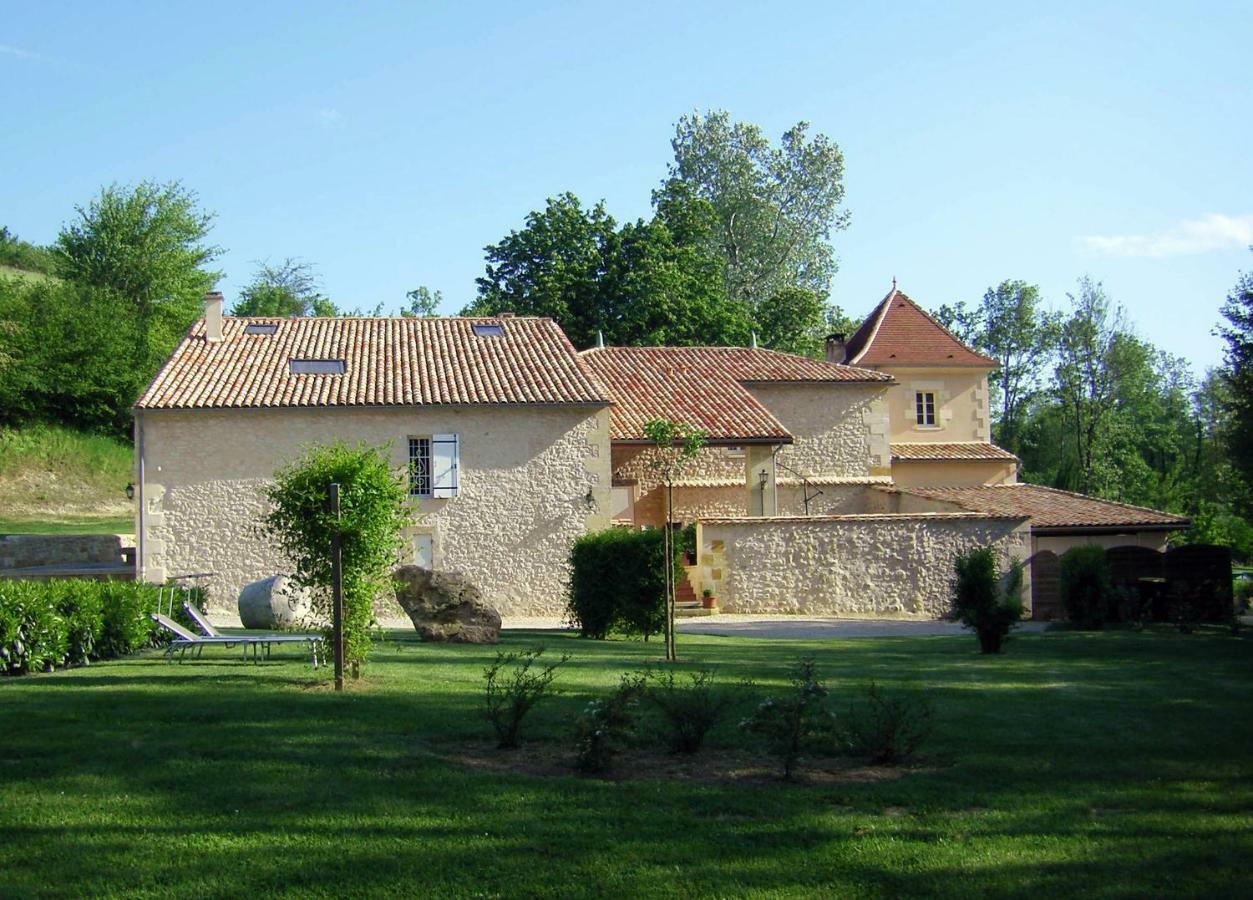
133, 288, 1186, 618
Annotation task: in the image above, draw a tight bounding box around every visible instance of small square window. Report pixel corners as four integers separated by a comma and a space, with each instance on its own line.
724, 445, 745, 459
289, 359, 346, 375
915, 391, 937, 426
244, 323, 278, 335
471, 323, 505, 337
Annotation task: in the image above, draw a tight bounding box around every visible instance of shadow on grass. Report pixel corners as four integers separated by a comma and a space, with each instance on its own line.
1, 629, 1251, 896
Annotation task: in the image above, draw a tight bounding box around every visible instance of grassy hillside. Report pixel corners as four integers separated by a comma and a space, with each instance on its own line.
0, 264, 55, 284
0, 425, 133, 533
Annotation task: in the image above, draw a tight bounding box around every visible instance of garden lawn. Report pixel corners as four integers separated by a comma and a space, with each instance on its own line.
1, 628, 1250, 898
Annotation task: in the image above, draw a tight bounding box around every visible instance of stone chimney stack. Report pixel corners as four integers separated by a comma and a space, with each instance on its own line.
204, 292, 224, 342
824, 333, 847, 364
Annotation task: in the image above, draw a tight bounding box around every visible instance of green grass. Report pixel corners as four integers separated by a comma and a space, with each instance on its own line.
0, 424, 133, 532
1, 628, 1250, 897
0, 264, 55, 284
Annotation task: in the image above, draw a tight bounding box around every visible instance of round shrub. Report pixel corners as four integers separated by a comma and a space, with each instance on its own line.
1060, 546, 1114, 629
949, 547, 1023, 653
567, 528, 670, 640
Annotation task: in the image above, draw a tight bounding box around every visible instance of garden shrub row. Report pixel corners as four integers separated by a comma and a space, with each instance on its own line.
567, 528, 679, 640
0, 579, 165, 675
483, 649, 934, 779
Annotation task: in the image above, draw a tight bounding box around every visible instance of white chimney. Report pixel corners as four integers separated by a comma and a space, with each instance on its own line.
204, 292, 224, 342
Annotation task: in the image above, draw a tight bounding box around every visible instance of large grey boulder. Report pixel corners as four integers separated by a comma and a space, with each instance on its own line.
238, 575, 312, 630
394, 566, 501, 644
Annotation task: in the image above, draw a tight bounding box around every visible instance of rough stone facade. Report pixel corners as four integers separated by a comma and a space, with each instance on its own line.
697, 513, 1031, 618
137, 405, 611, 616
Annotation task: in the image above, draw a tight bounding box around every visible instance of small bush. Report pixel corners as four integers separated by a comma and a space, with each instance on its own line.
838, 682, 934, 765
98, 581, 159, 657
0, 582, 68, 675
1060, 546, 1114, 629
573, 673, 646, 773
739, 658, 834, 780
950, 547, 1024, 653
567, 528, 671, 640
647, 668, 741, 754
54, 581, 105, 665
482, 646, 569, 749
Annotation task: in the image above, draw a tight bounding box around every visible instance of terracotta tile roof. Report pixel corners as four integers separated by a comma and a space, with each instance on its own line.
891, 442, 1018, 462
899, 483, 1189, 531
579, 346, 892, 443
136, 316, 612, 409
845, 288, 996, 368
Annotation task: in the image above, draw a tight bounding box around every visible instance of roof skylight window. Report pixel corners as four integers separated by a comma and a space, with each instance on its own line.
289, 359, 346, 375
244, 323, 278, 335
472, 323, 505, 337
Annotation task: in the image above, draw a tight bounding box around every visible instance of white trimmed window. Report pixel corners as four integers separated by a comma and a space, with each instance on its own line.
410, 433, 460, 499
915, 391, 937, 426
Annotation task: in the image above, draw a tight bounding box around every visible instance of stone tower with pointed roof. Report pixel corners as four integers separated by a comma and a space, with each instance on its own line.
832, 285, 1018, 488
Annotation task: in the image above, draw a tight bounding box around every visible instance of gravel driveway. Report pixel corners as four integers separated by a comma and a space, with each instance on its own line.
500, 614, 1050, 639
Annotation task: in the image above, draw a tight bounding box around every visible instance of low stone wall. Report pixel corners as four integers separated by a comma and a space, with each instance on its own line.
697, 513, 1031, 618
0, 534, 131, 571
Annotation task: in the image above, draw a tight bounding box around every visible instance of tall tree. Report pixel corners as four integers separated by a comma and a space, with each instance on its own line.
1053, 277, 1126, 495
231, 258, 337, 317
54, 181, 221, 376
463, 192, 744, 348
402, 286, 442, 317
662, 110, 849, 339
1217, 253, 1253, 496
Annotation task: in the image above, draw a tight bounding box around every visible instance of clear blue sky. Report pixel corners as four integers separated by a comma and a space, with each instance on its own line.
3, 1, 1250, 370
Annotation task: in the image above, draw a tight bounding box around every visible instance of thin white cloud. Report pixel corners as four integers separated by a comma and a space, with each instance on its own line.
1078, 213, 1253, 258
0, 43, 48, 61
315, 107, 343, 128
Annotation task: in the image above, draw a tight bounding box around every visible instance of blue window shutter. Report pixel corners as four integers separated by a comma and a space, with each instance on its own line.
432, 433, 459, 498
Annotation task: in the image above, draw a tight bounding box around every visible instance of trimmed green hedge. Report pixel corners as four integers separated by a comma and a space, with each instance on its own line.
567, 528, 676, 640
0, 580, 163, 675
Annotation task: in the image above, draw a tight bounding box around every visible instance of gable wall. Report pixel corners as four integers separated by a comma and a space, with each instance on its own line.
878, 366, 992, 444
137, 405, 611, 617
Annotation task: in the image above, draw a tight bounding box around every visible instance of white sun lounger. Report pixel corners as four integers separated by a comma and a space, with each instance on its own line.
150, 612, 320, 666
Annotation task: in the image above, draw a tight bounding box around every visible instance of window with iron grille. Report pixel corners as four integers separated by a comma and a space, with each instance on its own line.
408, 437, 432, 497
915, 391, 937, 426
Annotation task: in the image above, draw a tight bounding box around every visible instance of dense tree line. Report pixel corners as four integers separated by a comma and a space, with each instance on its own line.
937, 256, 1253, 557
463, 110, 858, 354
0, 184, 357, 437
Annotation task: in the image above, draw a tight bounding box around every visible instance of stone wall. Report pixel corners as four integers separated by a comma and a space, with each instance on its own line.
138, 405, 611, 616
697, 513, 1031, 618
0, 534, 129, 570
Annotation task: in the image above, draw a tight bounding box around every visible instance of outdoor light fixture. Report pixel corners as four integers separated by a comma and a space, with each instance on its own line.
584, 487, 596, 509
124, 482, 135, 501
758, 469, 769, 488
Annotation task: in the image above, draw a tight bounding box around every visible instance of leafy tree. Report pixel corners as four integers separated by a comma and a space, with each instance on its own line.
231, 258, 337, 317
261, 442, 410, 676
402, 285, 442, 317
1217, 254, 1253, 497
643, 418, 707, 662
1053, 277, 1128, 495
464, 193, 743, 348
0, 278, 139, 434
665, 111, 849, 308
54, 181, 221, 376
936, 281, 1058, 451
